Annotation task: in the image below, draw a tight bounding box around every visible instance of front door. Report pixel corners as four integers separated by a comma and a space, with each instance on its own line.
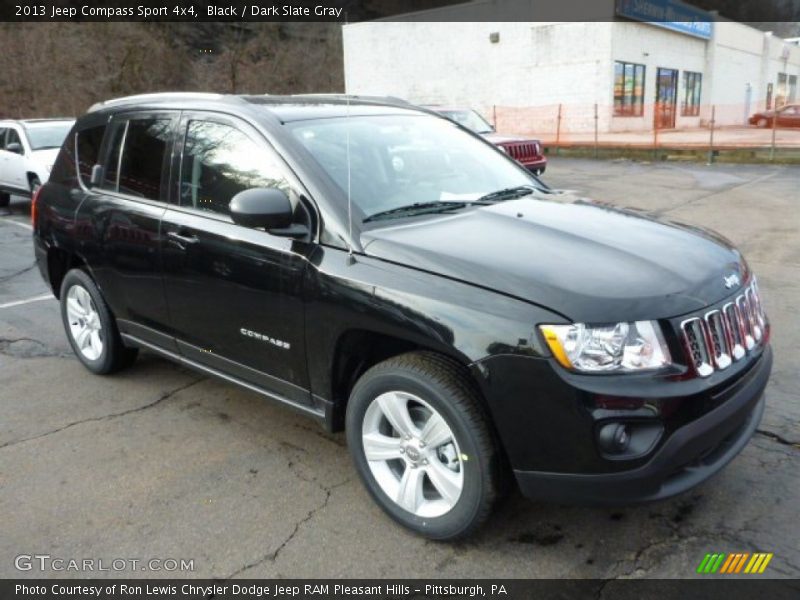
0, 127, 30, 192
655, 68, 679, 129
160, 112, 313, 407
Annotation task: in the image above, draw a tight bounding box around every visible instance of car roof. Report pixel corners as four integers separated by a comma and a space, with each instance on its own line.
21, 119, 75, 127
0, 118, 73, 125
86, 92, 430, 123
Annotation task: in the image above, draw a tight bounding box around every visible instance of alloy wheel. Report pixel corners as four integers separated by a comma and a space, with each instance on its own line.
362, 390, 464, 518
65, 284, 104, 361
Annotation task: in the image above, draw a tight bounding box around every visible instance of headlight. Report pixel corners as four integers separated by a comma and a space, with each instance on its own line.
539, 321, 671, 373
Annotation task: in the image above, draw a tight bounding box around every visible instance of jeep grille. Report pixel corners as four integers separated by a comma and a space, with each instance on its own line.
680, 279, 766, 377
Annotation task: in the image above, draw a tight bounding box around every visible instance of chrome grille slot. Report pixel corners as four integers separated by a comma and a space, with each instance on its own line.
722, 302, 746, 361
681, 317, 714, 377
745, 287, 763, 341
735, 294, 755, 350
680, 279, 766, 377
704, 310, 731, 370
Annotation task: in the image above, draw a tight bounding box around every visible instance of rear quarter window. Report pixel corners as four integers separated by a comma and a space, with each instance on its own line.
76, 124, 107, 186
49, 123, 107, 187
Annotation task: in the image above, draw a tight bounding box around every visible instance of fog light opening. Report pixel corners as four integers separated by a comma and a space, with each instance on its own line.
599, 423, 631, 454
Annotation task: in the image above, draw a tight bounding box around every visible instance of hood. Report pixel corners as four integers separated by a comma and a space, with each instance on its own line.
483, 132, 541, 145
361, 197, 747, 323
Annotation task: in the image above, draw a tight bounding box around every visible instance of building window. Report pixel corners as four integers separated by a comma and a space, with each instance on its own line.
682, 71, 702, 116
614, 61, 646, 117
776, 73, 788, 108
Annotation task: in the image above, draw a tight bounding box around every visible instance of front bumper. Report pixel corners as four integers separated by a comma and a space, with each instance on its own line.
522, 157, 547, 174
513, 345, 771, 504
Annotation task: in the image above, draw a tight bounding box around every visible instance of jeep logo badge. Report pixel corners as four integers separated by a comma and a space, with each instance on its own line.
724, 273, 740, 289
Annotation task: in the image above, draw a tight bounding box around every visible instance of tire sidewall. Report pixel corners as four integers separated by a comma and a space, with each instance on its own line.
346, 368, 487, 540
60, 270, 116, 374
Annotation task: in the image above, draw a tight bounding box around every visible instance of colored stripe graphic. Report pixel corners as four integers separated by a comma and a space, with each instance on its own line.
719, 554, 737, 573
697, 552, 772, 574
734, 553, 749, 573
697, 554, 712, 573
758, 553, 773, 573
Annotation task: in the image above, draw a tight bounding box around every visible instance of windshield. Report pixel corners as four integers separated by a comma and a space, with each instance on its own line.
437, 110, 494, 134
288, 115, 535, 223
24, 122, 73, 150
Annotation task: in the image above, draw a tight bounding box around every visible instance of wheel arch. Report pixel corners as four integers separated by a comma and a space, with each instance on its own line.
327, 328, 479, 432
47, 247, 87, 299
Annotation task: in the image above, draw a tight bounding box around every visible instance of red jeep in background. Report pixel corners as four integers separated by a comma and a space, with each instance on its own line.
426, 106, 547, 175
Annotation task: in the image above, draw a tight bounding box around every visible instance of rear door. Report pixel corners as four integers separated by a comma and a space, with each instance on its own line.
77, 111, 178, 348
160, 111, 314, 406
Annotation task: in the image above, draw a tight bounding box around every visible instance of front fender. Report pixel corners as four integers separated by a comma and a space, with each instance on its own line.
304, 245, 563, 405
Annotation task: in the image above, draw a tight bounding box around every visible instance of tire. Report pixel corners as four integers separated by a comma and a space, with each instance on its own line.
60, 269, 138, 374
0, 192, 9, 208
346, 351, 502, 540
756, 117, 769, 128
29, 175, 41, 197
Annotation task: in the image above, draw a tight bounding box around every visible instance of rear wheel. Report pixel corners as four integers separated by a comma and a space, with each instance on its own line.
756, 117, 769, 128
346, 352, 502, 540
60, 269, 137, 374
29, 175, 41, 197
0, 192, 9, 208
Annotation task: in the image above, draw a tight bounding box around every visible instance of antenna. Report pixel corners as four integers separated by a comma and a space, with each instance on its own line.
346, 90, 354, 265
345, 10, 355, 266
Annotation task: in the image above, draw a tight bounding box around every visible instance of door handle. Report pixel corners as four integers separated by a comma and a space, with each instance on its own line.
167, 230, 199, 248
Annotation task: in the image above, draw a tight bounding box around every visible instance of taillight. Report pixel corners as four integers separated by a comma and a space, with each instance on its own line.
31, 185, 43, 227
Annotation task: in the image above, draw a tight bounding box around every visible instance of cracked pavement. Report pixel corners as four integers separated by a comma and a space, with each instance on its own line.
0, 160, 797, 579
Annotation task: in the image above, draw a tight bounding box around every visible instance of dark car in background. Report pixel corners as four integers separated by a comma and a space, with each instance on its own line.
749, 104, 800, 128
33, 93, 770, 540
425, 106, 547, 175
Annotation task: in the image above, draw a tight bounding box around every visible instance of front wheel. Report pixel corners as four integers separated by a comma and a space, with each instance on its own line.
0, 192, 9, 208
346, 352, 502, 540
60, 269, 137, 374
756, 117, 769, 128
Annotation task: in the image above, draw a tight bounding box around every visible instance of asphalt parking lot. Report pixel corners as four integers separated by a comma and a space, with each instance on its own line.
1, 158, 798, 579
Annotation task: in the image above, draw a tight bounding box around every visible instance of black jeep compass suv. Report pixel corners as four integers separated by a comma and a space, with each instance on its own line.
33, 93, 772, 539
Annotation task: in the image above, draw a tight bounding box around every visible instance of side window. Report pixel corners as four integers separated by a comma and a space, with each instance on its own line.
6, 128, 22, 152
118, 119, 171, 200
102, 117, 171, 201
76, 124, 107, 186
0, 128, 7, 149
179, 120, 291, 216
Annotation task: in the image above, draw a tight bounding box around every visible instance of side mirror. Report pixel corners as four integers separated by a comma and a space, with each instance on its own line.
230, 187, 294, 231
6, 142, 23, 154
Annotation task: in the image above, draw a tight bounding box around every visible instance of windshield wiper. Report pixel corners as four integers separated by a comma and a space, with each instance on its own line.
363, 201, 469, 223
32, 145, 61, 150
477, 185, 539, 203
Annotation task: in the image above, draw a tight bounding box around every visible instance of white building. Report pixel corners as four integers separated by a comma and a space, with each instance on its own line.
343, 0, 800, 133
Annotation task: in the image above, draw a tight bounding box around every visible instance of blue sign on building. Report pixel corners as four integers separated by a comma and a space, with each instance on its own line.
616, 0, 714, 40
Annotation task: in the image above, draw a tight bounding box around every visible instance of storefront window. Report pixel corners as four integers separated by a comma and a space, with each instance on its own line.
614, 61, 645, 117
682, 71, 702, 116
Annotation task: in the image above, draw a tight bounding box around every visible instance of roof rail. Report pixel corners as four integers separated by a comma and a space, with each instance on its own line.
87, 92, 228, 113
290, 93, 412, 106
